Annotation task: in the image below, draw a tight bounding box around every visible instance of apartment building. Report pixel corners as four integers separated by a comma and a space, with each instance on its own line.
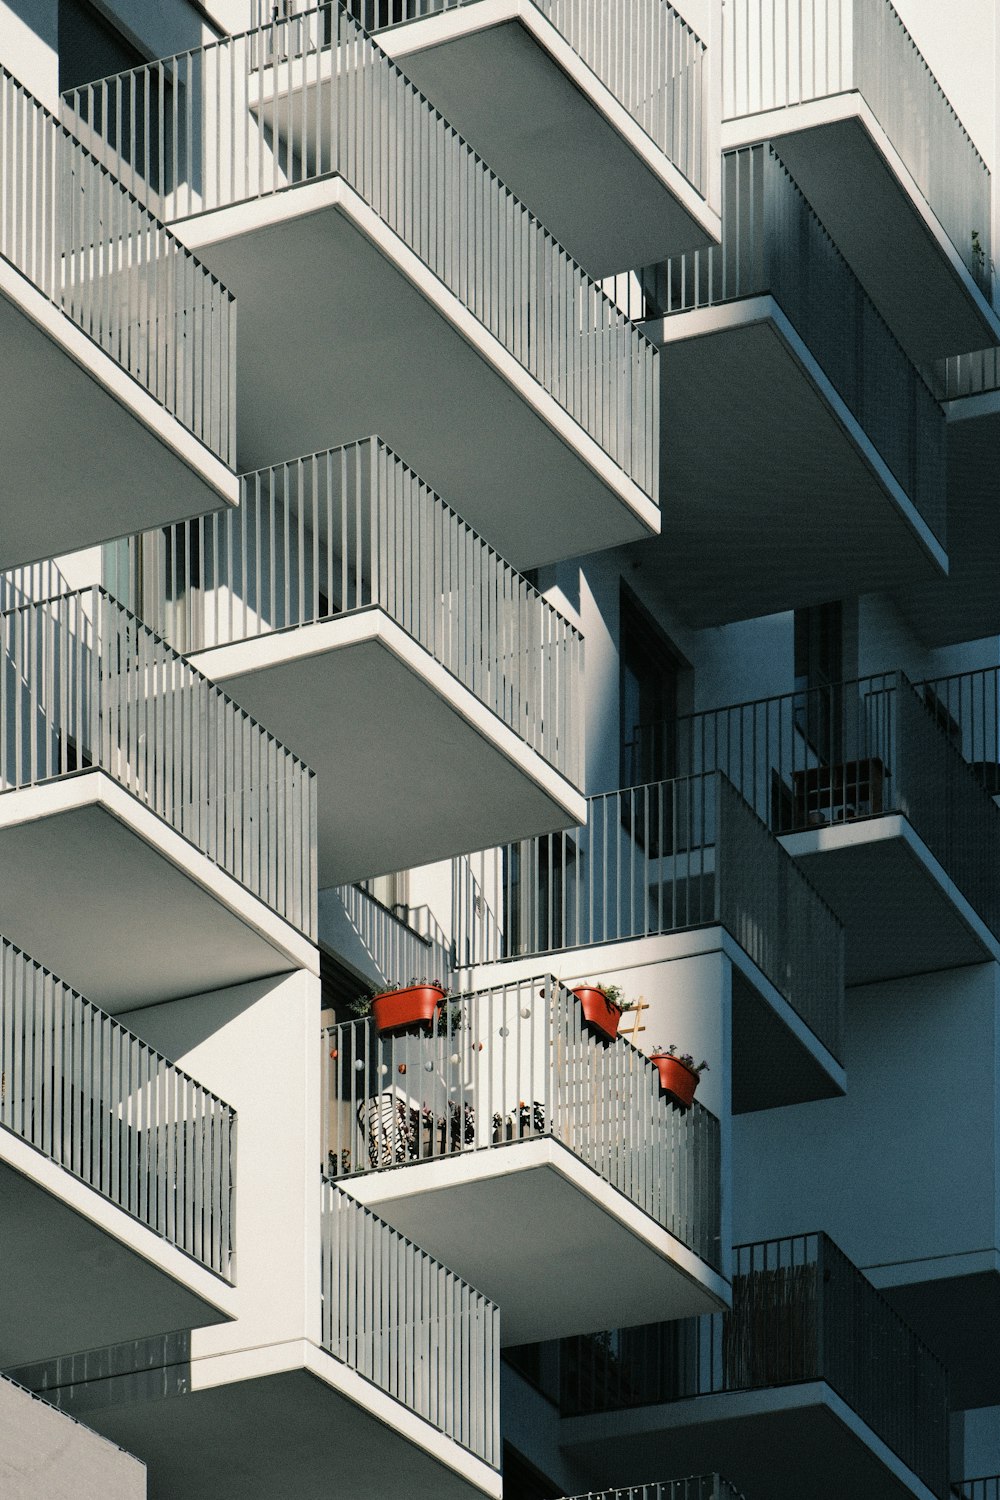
1, 1, 998, 1498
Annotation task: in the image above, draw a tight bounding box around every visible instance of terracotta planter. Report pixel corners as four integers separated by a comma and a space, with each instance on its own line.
573, 986, 623, 1042
371, 984, 446, 1037
651, 1053, 700, 1109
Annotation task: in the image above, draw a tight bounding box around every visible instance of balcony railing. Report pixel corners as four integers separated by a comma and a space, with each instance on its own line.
62, 5, 658, 502
628, 672, 1000, 945
611, 144, 946, 547
551, 1234, 949, 1500
122, 436, 584, 787
251, 0, 709, 197
332, 880, 451, 988
1, 67, 234, 466
0, 935, 235, 1278
321, 1179, 499, 1463
453, 773, 844, 1065
925, 346, 1000, 402
322, 976, 723, 1270
954, 1482, 1000, 1500
559, 1481, 746, 1500
0, 587, 316, 938
722, 0, 992, 292
918, 668, 1000, 795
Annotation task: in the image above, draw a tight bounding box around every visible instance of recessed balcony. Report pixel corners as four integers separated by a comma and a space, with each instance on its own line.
0, 67, 236, 571
722, 0, 1000, 363
255, 0, 722, 275
123, 437, 586, 887
660, 673, 1000, 984
62, 8, 659, 570
553, 1234, 950, 1500
454, 771, 846, 1111
622, 143, 947, 628
0, 588, 316, 1010
323, 976, 728, 1343
0, 936, 235, 1370
11, 1185, 501, 1500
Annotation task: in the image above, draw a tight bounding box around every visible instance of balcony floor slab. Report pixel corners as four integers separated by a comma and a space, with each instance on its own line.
0, 771, 315, 1013
631, 300, 945, 628
373, 1, 720, 275
724, 97, 1000, 364
341, 1136, 729, 1345
192, 610, 586, 887
173, 179, 658, 570
0, 260, 236, 572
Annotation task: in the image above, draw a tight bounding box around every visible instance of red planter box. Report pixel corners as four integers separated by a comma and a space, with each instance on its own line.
573, 986, 623, 1042
372, 984, 446, 1037
651, 1053, 700, 1109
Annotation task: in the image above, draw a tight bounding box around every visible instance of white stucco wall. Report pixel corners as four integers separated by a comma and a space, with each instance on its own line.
0, 1377, 146, 1500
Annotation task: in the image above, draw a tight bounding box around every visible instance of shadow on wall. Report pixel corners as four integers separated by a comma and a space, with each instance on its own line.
5, 1329, 193, 1416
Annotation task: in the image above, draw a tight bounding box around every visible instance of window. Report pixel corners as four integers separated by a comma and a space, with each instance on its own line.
794, 600, 843, 759
619, 587, 684, 788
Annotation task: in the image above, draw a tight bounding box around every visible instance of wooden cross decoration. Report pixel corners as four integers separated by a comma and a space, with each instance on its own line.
622, 995, 648, 1039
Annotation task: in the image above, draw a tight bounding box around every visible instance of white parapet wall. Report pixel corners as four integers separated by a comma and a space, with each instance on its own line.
0, 1377, 145, 1500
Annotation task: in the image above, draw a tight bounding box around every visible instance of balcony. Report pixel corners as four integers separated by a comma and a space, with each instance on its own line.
251, 0, 721, 275
320, 880, 453, 993
10, 1182, 501, 1499
63, 7, 659, 571
622, 143, 946, 628
722, 0, 999, 362
657, 673, 1000, 984
323, 975, 727, 1343
454, 772, 845, 1111
0, 587, 316, 1009
0, 1377, 146, 1500
124, 436, 587, 887
0, 935, 235, 1370
0, 68, 236, 571
955, 1483, 1000, 1499
558, 1481, 746, 1500
553, 1235, 949, 1500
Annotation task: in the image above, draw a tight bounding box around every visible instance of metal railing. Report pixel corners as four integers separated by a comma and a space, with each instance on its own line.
1, 67, 234, 466
333, 881, 439, 984
323, 976, 723, 1269
321, 1179, 499, 1463
954, 1482, 1000, 1500
628, 672, 1000, 945
0, 587, 317, 938
0, 935, 235, 1278
119, 437, 584, 787
555, 1234, 949, 1500
722, 0, 992, 293
918, 668, 1000, 795
251, 0, 709, 197
62, 5, 658, 502
453, 773, 844, 1064
613, 145, 946, 547
926, 347, 1000, 402
558, 1481, 746, 1500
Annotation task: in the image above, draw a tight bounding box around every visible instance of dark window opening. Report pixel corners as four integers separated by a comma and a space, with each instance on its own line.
620, 586, 683, 788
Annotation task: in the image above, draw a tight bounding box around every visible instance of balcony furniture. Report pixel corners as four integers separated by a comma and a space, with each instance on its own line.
791, 757, 886, 828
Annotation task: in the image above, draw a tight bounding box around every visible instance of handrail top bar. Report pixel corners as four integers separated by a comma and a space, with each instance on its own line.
60, 3, 658, 357
339, 882, 433, 946
0, 585, 317, 778
918, 665, 1000, 688
0, 931, 236, 1114
239, 434, 585, 641
663, 668, 912, 724
1, 62, 235, 302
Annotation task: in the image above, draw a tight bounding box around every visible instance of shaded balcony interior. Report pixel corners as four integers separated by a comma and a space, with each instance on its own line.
0, 587, 315, 1008
518, 1233, 949, 1500
61, 7, 660, 570
873, 1264, 1000, 1412
8, 1185, 501, 1500
322, 976, 726, 1343
614, 143, 947, 627
628, 671, 1000, 984
453, 772, 845, 1111
120, 437, 586, 887
320, 880, 454, 996
722, 0, 999, 362
0, 935, 234, 1369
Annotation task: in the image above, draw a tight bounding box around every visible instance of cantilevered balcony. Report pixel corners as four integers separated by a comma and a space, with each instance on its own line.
558, 1481, 746, 1500
320, 879, 454, 993
652, 672, 1000, 984
124, 437, 587, 886
722, 0, 999, 361
324, 976, 727, 1342
553, 1235, 950, 1500
63, 8, 659, 569
622, 144, 947, 627
0, 587, 316, 1008
250, 0, 721, 274
0, 68, 236, 570
0, 936, 235, 1369
11, 1183, 501, 1500
455, 772, 845, 1110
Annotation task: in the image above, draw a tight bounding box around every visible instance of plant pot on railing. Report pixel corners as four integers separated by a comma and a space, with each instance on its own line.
370, 982, 447, 1037
650, 1049, 708, 1110
573, 984, 628, 1042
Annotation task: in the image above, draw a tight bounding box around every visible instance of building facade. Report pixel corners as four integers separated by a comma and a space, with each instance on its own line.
1, 1, 999, 1497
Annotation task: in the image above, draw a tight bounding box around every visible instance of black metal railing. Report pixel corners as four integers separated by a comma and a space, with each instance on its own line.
954, 1480, 1000, 1499
558, 1480, 746, 1500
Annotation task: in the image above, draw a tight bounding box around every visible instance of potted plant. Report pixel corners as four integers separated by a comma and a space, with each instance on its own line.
649, 1045, 709, 1109
350, 977, 448, 1037
571, 981, 631, 1041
